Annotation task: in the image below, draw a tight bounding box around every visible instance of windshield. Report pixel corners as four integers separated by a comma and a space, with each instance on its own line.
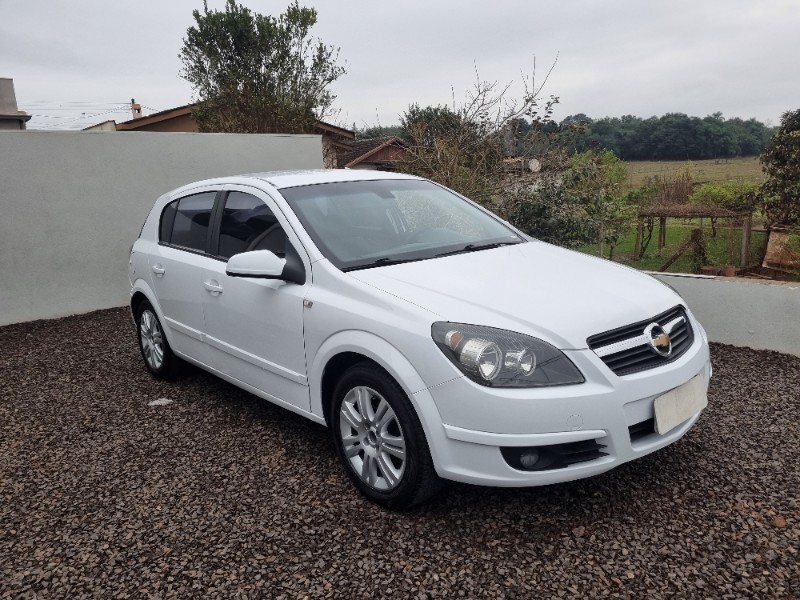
280, 179, 524, 271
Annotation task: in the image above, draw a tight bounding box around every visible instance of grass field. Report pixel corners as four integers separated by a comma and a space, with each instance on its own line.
573, 157, 769, 273
579, 218, 767, 274
625, 157, 766, 188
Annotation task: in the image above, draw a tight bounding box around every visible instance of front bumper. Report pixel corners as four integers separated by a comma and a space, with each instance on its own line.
416, 332, 711, 487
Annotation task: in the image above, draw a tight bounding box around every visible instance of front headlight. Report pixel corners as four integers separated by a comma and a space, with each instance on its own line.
431, 322, 584, 388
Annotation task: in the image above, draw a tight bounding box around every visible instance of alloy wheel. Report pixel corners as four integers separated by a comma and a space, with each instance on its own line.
139, 309, 164, 371
338, 385, 407, 490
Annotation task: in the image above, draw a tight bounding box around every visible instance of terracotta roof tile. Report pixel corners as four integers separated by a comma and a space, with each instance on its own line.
337, 136, 407, 168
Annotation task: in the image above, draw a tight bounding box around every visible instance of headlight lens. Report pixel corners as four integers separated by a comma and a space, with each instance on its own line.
432, 322, 584, 387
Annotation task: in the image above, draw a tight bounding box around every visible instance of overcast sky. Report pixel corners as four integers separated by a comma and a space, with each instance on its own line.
1, 0, 798, 131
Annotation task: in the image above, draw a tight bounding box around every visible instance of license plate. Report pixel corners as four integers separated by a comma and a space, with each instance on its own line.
654, 375, 708, 435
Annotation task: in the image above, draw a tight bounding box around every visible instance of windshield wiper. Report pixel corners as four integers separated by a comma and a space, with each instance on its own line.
435, 240, 522, 258
344, 240, 523, 271
343, 256, 425, 272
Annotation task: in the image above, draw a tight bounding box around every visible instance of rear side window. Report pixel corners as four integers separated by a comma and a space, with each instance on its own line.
160, 192, 216, 252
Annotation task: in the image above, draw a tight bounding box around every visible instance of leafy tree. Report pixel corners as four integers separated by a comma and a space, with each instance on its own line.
569, 150, 630, 256
760, 109, 800, 225
400, 101, 505, 204
507, 175, 597, 248
508, 150, 633, 254
179, 0, 346, 133
690, 181, 759, 213
401, 105, 464, 148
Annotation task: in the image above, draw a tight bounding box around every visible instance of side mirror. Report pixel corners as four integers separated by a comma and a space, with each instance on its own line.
226, 250, 286, 279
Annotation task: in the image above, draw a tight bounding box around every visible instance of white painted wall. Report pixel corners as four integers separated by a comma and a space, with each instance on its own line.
655, 273, 799, 357
1, 134, 797, 359
0, 130, 324, 325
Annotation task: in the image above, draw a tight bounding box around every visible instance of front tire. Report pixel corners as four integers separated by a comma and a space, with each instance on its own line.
135, 300, 177, 380
331, 363, 443, 509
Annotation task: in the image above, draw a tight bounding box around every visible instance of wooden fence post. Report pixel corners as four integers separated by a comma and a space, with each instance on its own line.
633, 218, 643, 261
727, 218, 735, 265
741, 214, 752, 267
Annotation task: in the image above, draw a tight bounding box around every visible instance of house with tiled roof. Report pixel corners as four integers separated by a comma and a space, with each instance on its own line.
337, 136, 407, 170
85, 101, 355, 168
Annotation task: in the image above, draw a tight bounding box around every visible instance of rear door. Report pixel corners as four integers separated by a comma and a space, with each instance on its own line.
148, 189, 218, 362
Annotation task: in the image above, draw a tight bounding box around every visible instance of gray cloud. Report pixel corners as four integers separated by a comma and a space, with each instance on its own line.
1, 0, 797, 130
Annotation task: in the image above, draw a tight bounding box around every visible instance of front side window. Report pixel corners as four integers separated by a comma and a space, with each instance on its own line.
216, 191, 287, 260
280, 179, 523, 270
160, 192, 216, 253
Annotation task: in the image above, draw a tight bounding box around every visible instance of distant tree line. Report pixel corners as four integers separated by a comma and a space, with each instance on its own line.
549, 112, 775, 160
355, 124, 403, 139
359, 112, 775, 161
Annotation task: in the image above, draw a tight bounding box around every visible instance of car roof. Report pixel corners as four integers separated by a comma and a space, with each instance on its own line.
163, 169, 424, 200
248, 169, 421, 190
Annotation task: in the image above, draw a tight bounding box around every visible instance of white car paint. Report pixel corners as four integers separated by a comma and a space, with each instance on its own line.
348, 241, 678, 349
130, 169, 711, 490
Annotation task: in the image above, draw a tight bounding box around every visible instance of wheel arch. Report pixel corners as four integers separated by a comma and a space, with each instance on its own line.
310, 333, 445, 457
129, 280, 170, 342
130, 290, 149, 321
320, 351, 371, 427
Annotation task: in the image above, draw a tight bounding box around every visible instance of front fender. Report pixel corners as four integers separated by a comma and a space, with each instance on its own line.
309, 330, 447, 467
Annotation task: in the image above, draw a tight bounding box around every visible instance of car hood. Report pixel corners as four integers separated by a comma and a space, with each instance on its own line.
348, 241, 683, 349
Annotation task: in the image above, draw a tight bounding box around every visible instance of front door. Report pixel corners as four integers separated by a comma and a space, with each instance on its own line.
200, 188, 310, 412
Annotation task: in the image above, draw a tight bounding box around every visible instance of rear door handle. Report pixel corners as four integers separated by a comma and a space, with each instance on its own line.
151, 264, 165, 277
203, 280, 223, 295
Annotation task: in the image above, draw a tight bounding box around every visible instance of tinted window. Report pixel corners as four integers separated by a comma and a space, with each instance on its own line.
217, 191, 287, 260
159, 201, 177, 243
163, 192, 216, 252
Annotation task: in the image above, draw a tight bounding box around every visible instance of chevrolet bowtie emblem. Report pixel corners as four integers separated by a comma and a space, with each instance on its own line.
653, 332, 671, 349
644, 323, 673, 357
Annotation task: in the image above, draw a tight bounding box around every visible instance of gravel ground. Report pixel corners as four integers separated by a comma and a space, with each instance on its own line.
1, 308, 798, 599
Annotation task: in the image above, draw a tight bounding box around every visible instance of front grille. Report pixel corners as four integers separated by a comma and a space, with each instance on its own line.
501, 439, 608, 472
587, 306, 694, 376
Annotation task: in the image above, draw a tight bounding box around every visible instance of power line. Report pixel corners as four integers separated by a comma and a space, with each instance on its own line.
55, 106, 132, 127
26, 103, 134, 130
21, 100, 133, 106
22, 100, 175, 130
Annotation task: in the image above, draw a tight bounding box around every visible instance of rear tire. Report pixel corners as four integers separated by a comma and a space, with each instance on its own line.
331, 362, 443, 509
135, 300, 177, 380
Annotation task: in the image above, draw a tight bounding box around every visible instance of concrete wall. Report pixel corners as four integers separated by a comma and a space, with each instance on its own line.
655, 273, 800, 357
1, 132, 797, 359
0, 130, 324, 325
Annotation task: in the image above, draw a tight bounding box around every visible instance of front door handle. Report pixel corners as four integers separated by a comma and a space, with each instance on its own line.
203, 280, 223, 295
151, 264, 165, 277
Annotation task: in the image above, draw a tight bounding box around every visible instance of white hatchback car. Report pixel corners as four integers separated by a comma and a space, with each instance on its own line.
130, 169, 711, 508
